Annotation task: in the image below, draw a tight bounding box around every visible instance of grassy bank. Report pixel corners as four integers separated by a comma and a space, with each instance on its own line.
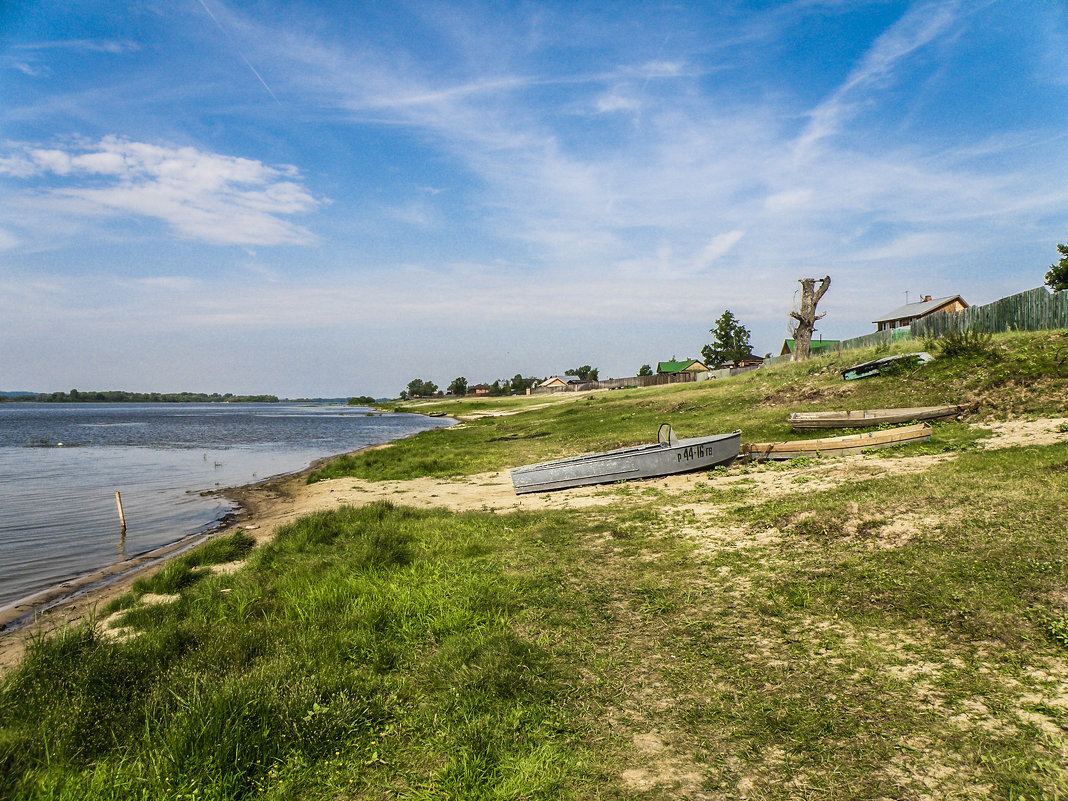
309, 330, 1068, 483
3, 330, 1068, 799
0, 506, 599, 799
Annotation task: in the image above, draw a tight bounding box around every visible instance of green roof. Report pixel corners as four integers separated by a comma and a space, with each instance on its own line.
782, 339, 840, 354
657, 359, 703, 374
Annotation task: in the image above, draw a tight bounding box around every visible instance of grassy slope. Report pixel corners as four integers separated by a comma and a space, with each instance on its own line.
2, 330, 1068, 800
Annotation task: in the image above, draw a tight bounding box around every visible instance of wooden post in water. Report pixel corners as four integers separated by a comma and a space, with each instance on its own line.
115, 491, 127, 536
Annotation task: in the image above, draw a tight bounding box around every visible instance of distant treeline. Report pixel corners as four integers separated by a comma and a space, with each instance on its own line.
2, 390, 280, 403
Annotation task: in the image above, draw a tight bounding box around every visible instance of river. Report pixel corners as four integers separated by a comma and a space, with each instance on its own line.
0, 402, 451, 610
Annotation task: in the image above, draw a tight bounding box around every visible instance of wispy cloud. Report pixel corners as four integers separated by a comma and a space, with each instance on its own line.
13, 39, 141, 55
1, 137, 320, 246
693, 231, 746, 272
795, 1, 962, 159
242, 0, 1065, 296
11, 62, 51, 77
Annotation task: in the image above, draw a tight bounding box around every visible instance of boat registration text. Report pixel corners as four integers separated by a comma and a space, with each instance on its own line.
676, 444, 710, 462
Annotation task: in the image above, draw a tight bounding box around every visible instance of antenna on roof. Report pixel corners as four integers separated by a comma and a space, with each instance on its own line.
905, 290, 909, 304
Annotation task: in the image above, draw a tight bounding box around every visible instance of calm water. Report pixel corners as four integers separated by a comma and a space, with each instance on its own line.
0, 403, 452, 609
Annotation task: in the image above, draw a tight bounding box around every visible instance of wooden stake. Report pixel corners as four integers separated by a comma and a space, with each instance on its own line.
115, 491, 127, 535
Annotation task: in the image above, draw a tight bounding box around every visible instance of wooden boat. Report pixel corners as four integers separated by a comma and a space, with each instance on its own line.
743, 422, 932, 461
511, 424, 740, 494
842, 352, 932, 381
789, 404, 965, 431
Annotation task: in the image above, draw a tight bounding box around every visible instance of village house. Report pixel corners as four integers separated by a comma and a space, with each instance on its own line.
872, 295, 969, 332
466, 384, 491, 396
656, 359, 710, 375
537, 376, 570, 389
732, 353, 765, 368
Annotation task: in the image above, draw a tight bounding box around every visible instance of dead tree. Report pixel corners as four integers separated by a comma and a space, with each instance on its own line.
789, 276, 831, 360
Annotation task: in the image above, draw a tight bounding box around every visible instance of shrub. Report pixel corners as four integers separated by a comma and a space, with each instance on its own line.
1048, 612, 1068, 647
937, 328, 994, 358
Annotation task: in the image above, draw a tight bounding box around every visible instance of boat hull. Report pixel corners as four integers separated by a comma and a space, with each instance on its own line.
744, 423, 931, 461
842, 352, 932, 381
511, 431, 741, 494
789, 405, 964, 431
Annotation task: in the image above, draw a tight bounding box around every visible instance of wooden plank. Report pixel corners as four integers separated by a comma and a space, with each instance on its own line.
744, 423, 932, 461
789, 405, 964, 430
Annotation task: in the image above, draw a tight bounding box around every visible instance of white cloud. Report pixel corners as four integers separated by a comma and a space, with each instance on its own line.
30, 149, 72, 174
0, 153, 37, 178
14, 39, 141, 55
626, 61, 685, 79
385, 200, 440, 228
596, 91, 641, 114
12, 62, 50, 77
70, 150, 126, 174
694, 230, 745, 271
133, 276, 202, 291
764, 188, 814, 212
796, 1, 962, 159
852, 231, 961, 263
3, 137, 321, 246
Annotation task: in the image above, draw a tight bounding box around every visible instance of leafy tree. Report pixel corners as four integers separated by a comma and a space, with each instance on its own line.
1047, 240, 1068, 291
347, 396, 376, 405
447, 377, 468, 397
404, 378, 438, 398
638, 364, 653, 376
701, 310, 752, 367
565, 365, 599, 381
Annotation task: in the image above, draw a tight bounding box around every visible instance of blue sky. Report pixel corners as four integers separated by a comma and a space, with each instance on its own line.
2, 0, 1067, 397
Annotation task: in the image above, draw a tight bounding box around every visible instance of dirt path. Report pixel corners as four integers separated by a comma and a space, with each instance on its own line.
2, 416, 1064, 673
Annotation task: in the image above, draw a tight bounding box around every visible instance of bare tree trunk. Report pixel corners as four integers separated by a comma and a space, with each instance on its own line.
790, 276, 831, 360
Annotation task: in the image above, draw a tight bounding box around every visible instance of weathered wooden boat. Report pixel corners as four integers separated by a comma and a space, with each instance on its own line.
510, 424, 741, 494
789, 404, 965, 431
842, 352, 932, 381
743, 422, 932, 461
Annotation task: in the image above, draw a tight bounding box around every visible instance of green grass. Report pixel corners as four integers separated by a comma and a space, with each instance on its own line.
0, 504, 598, 800
5, 329, 1068, 799
101, 531, 257, 615
311, 330, 1068, 483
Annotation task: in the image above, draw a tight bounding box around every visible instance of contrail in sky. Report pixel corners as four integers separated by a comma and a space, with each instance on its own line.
196, 0, 281, 105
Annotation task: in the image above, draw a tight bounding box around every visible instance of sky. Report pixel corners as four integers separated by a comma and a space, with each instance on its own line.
2, 0, 1068, 398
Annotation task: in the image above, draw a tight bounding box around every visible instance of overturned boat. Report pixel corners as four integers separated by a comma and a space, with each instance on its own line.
511, 424, 740, 494
743, 422, 932, 461
842, 352, 933, 381
789, 404, 966, 431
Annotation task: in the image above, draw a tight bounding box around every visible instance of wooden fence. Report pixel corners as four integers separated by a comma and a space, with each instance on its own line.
529, 371, 703, 394
910, 286, 1068, 339
832, 286, 1068, 352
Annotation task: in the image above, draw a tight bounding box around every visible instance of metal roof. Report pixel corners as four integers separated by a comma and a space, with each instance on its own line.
657, 359, 707, 373
872, 295, 965, 323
